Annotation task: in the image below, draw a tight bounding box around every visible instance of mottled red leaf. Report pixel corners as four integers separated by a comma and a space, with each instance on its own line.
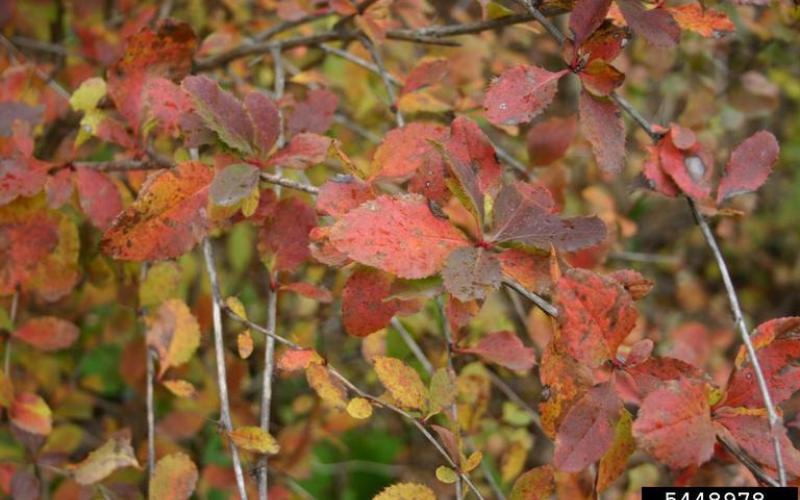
716, 131, 779, 203
632, 378, 716, 468
258, 197, 317, 272
619, 356, 703, 401
101, 161, 213, 261
458, 330, 536, 371
316, 176, 375, 217
287, 88, 338, 137
642, 144, 680, 197
9, 392, 52, 435
554, 382, 621, 472
617, 0, 680, 47
446, 116, 502, 196
277, 349, 323, 372
723, 317, 800, 409
328, 194, 469, 279
526, 116, 577, 167
569, 0, 614, 47
75, 167, 123, 230
12, 316, 79, 351
714, 410, 800, 478
554, 268, 637, 367
579, 59, 625, 96
372, 122, 447, 180
0, 157, 47, 206
266, 133, 332, 169
609, 269, 654, 300
498, 249, 552, 295
244, 91, 281, 156
577, 21, 631, 63
442, 247, 502, 302
579, 89, 625, 175
484, 66, 567, 126
141, 77, 193, 136
658, 133, 713, 199
539, 342, 595, 437
342, 267, 402, 337
668, 4, 735, 38
489, 183, 607, 252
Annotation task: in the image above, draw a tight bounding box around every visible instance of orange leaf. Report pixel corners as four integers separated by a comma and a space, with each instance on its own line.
9, 392, 52, 435
13, 316, 79, 351
149, 453, 198, 500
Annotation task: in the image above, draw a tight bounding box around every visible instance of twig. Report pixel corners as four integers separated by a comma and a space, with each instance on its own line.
146, 348, 155, 476
717, 435, 780, 487
391, 318, 433, 375
202, 240, 249, 499
502, 279, 559, 318
4, 291, 19, 376
253, 12, 335, 42
688, 198, 786, 485
437, 297, 463, 500
320, 44, 402, 86
517, 0, 565, 44
360, 35, 404, 127
0, 34, 70, 100
260, 173, 319, 194
608, 250, 680, 267
69, 159, 166, 172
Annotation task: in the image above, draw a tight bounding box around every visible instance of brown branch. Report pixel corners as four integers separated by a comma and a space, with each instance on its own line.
717, 435, 780, 487
360, 35, 404, 127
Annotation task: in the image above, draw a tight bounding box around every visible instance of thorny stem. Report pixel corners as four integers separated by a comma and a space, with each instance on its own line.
688, 199, 787, 485
202, 241, 249, 500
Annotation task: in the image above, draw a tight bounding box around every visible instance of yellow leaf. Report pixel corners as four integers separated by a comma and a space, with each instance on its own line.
70, 434, 140, 485
146, 299, 201, 378
346, 397, 373, 419
374, 356, 428, 410
435, 465, 458, 484
374, 483, 436, 500
241, 187, 260, 217
228, 426, 280, 454
463, 450, 483, 473
149, 453, 198, 500
237, 331, 254, 359
306, 363, 347, 408
140, 262, 182, 308
162, 379, 197, 398
70, 77, 106, 113
9, 392, 52, 435
225, 296, 248, 319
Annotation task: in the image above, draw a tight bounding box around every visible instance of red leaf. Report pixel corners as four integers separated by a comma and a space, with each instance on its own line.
716, 131, 779, 203
458, 330, 536, 371
286, 89, 338, 137
723, 317, 800, 409
554, 268, 637, 367
579, 59, 625, 96
280, 282, 333, 303
497, 249, 552, 295
0, 157, 47, 206
0, 209, 59, 295
9, 392, 52, 435
657, 133, 713, 200
576, 21, 631, 63
277, 349, 323, 371
579, 89, 625, 175
446, 116, 502, 196
442, 247, 502, 302
668, 4, 735, 38
401, 58, 448, 95
539, 342, 595, 437
101, 161, 213, 261
75, 167, 123, 230
372, 122, 447, 180
609, 269, 654, 300
619, 356, 703, 402
266, 133, 332, 169
569, 0, 614, 47
316, 176, 375, 217
489, 183, 606, 252
632, 378, 716, 468
526, 116, 577, 167
617, 0, 680, 47
553, 382, 621, 471
258, 197, 317, 272
714, 410, 800, 478
642, 144, 680, 197
141, 77, 193, 136
328, 194, 469, 279
484, 66, 567, 126
244, 91, 281, 156
342, 267, 402, 337
182, 75, 253, 155
13, 316, 79, 351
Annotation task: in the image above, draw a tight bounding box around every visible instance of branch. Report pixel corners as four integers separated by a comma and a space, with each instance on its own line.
202, 240, 249, 499
69, 159, 167, 172
437, 297, 464, 500
391, 318, 433, 375
688, 199, 787, 485
717, 435, 780, 487
502, 279, 559, 318
260, 172, 319, 194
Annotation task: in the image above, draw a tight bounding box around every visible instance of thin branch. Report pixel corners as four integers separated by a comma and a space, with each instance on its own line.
69, 159, 166, 172
320, 44, 402, 86
4, 291, 19, 376
502, 279, 559, 318
202, 240, 250, 499
688, 198, 786, 485
360, 35, 404, 127
260, 172, 319, 194
391, 318, 433, 375
438, 297, 463, 500
610, 92, 661, 141
717, 435, 780, 487
517, 0, 565, 44
253, 12, 335, 42
146, 348, 155, 476
0, 34, 70, 100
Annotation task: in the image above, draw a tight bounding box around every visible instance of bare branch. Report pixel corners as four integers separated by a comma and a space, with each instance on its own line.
260, 172, 319, 194
502, 278, 559, 318
146, 348, 155, 476
202, 240, 250, 499
391, 318, 433, 375
717, 435, 780, 487
360, 35, 404, 127
688, 198, 786, 485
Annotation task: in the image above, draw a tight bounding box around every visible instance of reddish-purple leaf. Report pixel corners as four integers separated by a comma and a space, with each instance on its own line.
489, 183, 607, 252
458, 330, 536, 371
553, 382, 622, 472
244, 91, 281, 156
579, 89, 625, 175
286, 88, 338, 137
617, 0, 680, 47
258, 197, 317, 272
12, 316, 79, 351
75, 167, 123, 230
658, 134, 713, 200
181, 75, 253, 155
554, 268, 637, 367
342, 267, 402, 337
716, 131, 779, 203
328, 194, 469, 279
569, 0, 614, 47
526, 116, 577, 167
632, 378, 716, 468
484, 66, 567, 126
441, 247, 502, 302
141, 77, 193, 136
